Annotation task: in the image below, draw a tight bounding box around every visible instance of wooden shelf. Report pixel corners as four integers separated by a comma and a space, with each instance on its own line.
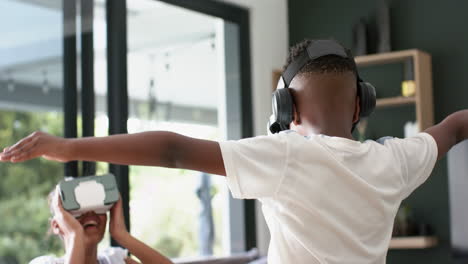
376, 96, 416, 108
389, 236, 438, 249
355, 49, 425, 66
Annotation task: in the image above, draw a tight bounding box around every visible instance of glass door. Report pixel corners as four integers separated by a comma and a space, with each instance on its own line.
125, 0, 252, 259
126, 0, 226, 258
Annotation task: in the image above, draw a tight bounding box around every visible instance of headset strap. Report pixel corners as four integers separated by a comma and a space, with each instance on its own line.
281, 40, 349, 87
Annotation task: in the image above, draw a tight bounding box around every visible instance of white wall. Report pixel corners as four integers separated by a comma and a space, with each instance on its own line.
218, 0, 289, 256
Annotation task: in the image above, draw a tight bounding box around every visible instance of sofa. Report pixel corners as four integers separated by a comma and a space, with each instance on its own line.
173, 248, 266, 264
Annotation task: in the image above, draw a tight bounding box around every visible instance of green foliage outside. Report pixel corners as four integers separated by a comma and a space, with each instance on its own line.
129, 162, 224, 259
0, 110, 64, 264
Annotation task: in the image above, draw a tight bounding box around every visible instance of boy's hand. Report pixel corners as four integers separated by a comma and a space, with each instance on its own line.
425, 110, 468, 160
109, 197, 129, 242
0, 130, 225, 176
0, 131, 71, 163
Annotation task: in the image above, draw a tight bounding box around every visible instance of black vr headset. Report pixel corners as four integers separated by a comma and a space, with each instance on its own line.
268, 39, 376, 134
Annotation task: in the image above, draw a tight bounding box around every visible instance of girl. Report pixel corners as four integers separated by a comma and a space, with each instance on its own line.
30, 187, 173, 264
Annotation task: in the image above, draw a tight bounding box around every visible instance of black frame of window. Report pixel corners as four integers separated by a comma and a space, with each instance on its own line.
106, 0, 131, 246
63, 0, 97, 176
63, 0, 131, 246
63, 0, 79, 177
81, 0, 97, 176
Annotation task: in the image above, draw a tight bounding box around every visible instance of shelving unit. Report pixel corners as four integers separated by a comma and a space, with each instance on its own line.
355, 49, 434, 131
360, 50, 437, 250
389, 236, 438, 249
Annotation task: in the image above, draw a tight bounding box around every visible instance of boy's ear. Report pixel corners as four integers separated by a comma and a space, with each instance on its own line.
292, 103, 301, 125
353, 96, 360, 123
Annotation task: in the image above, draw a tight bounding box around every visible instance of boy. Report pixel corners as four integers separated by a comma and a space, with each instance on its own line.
1, 39, 466, 264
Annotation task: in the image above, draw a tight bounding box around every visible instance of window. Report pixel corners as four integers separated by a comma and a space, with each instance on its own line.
0, 0, 253, 262
0, 0, 64, 262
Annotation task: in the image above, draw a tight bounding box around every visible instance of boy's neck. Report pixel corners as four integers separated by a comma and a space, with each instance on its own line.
292, 125, 355, 140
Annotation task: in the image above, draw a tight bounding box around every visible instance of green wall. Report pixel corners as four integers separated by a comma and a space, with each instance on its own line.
288, 0, 468, 263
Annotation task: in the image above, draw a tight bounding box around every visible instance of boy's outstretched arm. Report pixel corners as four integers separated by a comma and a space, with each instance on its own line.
0, 131, 226, 176
425, 110, 468, 160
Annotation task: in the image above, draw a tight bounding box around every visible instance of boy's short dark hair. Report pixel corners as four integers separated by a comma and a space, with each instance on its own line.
283, 39, 357, 77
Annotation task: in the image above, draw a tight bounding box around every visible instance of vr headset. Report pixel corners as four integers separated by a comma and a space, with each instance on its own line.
58, 173, 119, 217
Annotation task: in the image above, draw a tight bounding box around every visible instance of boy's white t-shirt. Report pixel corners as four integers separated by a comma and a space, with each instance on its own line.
219, 131, 437, 264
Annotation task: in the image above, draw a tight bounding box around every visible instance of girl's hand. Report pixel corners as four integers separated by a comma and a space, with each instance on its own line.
109, 198, 173, 264
109, 197, 129, 241
51, 189, 88, 263
0, 131, 72, 163
51, 188, 85, 244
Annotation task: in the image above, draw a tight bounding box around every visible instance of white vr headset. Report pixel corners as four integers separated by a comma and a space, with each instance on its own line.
58, 173, 119, 217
